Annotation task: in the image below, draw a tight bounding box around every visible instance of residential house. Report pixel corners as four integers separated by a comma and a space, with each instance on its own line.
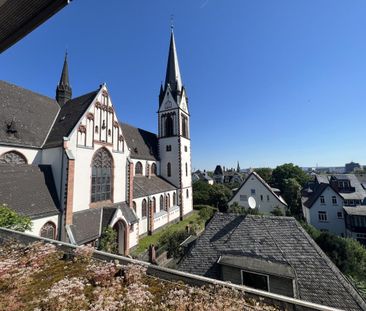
228, 171, 287, 215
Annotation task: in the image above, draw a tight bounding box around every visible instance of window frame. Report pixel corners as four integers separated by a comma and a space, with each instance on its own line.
318, 211, 327, 222
241, 269, 270, 292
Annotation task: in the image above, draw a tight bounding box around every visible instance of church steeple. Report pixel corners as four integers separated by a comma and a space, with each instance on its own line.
56, 52, 72, 107
164, 30, 182, 97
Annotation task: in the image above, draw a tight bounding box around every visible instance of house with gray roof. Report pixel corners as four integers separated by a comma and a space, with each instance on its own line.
0, 30, 193, 255
179, 213, 366, 311
302, 174, 366, 244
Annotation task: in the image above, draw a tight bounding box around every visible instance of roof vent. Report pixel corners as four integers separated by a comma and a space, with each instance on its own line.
6, 120, 17, 134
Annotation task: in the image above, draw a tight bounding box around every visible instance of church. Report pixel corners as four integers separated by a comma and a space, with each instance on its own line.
0, 30, 193, 255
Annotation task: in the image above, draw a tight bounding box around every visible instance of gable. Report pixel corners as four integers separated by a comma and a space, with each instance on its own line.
159, 87, 179, 113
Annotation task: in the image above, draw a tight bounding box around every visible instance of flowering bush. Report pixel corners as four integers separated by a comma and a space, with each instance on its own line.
0, 242, 280, 311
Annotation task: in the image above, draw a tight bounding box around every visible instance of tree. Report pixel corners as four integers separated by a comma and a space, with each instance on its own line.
271, 163, 309, 190
254, 168, 272, 184
0, 204, 32, 232
229, 202, 262, 215
98, 227, 118, 254
193, 181, 232, 212
282, 178, 302, 217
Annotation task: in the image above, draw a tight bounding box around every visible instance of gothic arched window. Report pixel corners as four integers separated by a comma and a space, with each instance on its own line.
142, 199, 147, 218
152, 197, 156, 214
166, 194, 170, 209
151, 163, 157, 175
167, 162, 171, 177
0, 151, 27, 165
173, 192, 176, 206
181, 114, 188, 138
160, 195, 164, 210
135, 162, 143, 175
133, 201, 137, 213
91, 148, 113, 203
165, 115, 173, 137
40, 222, 56, 240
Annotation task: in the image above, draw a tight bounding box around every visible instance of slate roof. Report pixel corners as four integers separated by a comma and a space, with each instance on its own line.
344, 206, 366, 216
0, 164, 60, 219
0, 0, 69, 53
133, 176, 176, 199
0, 80, 60, 148
120, 123, 159, 161
179, 213, 366, 311
44, 90, 98, 148
68, 203, 138, 245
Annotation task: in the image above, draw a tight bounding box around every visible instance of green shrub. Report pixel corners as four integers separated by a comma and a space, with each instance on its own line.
158, 229, 190, 258
98, 227, 118, 254
270, 207, 284, 216
0, 204, 32, 232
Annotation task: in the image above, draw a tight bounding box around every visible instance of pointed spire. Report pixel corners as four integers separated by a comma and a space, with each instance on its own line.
164, 29, 182, 96
56, 52, 72, 106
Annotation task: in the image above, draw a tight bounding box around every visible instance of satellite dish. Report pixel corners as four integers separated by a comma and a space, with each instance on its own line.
248, 196, 257, 209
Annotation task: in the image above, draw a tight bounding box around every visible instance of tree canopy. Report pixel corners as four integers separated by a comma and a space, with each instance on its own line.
0, 204, 32, 232
193, 181, 232, 212
254, 168, 272, 184
271, 163, 309, 190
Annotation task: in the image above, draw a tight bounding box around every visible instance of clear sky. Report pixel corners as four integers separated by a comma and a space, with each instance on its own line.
1, 0, 366, 170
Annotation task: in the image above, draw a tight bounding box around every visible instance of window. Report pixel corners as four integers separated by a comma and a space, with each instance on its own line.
260, 195, 263, 202
251, 189, 256, 195
142, 199, 147, 218
40, 222, 56, 240
95, 125, 99, 133
184, 146, 188, 152
332, 196, 337, 205
133, 201, 136, 213
152, 197, 156, 214
166, 145, 172, 152
241, 270, 269, 291
165, 115, 174, 137
181, 114, 188, 138
102, 93, 108, 105
173, 192, 176, 205
337, 212, 343, 219
108, 129, 111, 136
160, 195, 164, 210
0, 151, 27, 165
240, 195, 247, 202
167, 162, 171, 177
185, 163, 188, 177
318, 211, 327, 222
135, 161, 143, 175
151, 163, 157, 175
186, 189, 189, 198
320, 196, 325, 204
91, 148, 113, 203
267, 195, 270, 202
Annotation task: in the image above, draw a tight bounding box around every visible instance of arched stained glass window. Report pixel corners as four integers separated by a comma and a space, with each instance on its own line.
151, 163, 157, 175
160, 195, 164, 210
173, 192, 176, 206
165, 115, 173, 137
142, 199, 147, 218
0, 151, 27, 165
91, 148, 113, 203
133, 201, 137, 213
40, 222, 56, 239
135, 162, 143, 175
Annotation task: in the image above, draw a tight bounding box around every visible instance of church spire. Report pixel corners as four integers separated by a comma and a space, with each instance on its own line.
164, 29, 182, 96
56, 52, 72, 107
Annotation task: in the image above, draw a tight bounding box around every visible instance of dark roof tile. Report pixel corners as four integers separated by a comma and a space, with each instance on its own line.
133, 176, 176, 198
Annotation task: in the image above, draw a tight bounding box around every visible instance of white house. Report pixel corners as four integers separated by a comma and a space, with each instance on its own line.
228, 171, 287, 214
0, 30, 193, 255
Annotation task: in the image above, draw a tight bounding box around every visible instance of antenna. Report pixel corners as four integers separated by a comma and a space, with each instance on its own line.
248, 196, 257, 209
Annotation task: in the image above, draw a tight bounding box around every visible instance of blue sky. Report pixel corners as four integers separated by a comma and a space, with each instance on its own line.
1, 0, 366, 170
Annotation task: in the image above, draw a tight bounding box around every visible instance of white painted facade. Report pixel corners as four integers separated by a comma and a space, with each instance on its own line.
25, 215, 59, 238
229, 172, 287, 215
302, 186, 346, 236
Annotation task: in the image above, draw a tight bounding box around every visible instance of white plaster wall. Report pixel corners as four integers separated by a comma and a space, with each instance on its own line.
26, 215, 59, 238
169, 205, 180, 221
0, 145, 41, 164
308, 187, 345, 236
229, 175, 287, 214
154, 211, 168, 230
41, 147, 63, 197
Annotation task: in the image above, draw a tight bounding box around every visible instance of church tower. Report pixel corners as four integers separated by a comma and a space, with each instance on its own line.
56, 52, 72, 106
158, 29, 192, 219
